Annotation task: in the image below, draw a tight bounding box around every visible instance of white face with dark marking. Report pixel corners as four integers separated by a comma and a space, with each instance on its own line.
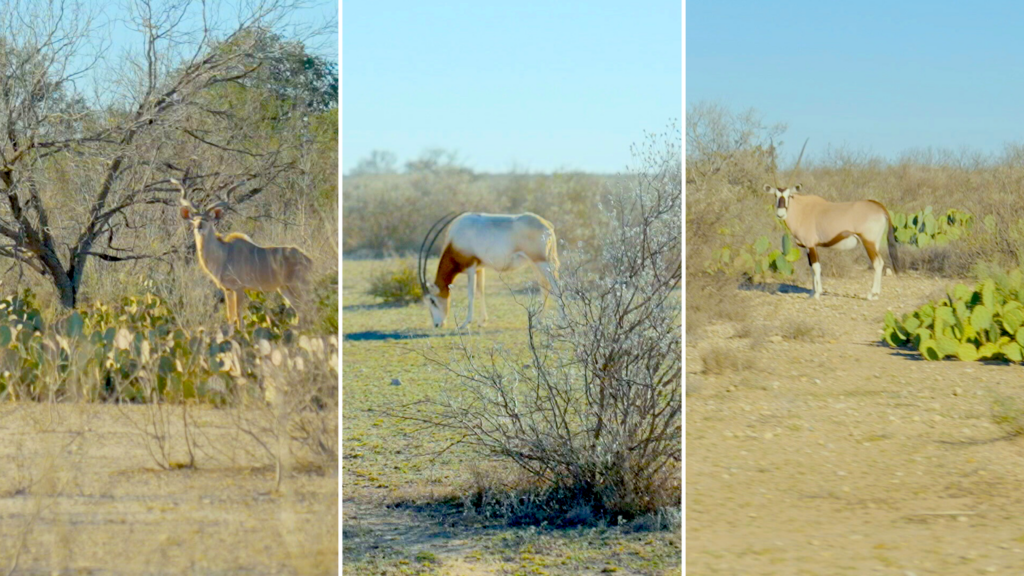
423, 290, 449, 328
764, 184, 800, 219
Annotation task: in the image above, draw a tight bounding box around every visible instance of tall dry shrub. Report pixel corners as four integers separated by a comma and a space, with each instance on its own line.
686, 102, 787, 275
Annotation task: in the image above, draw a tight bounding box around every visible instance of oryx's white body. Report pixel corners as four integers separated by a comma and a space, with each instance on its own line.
175, 180, 313, 329
420, 212, 559, 329
764, 184, 899, 301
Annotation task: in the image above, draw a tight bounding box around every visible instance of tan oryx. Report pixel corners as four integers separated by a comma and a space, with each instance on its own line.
418, 211, 560, 329
174, 179, 314, 329
764, 184, 899, 300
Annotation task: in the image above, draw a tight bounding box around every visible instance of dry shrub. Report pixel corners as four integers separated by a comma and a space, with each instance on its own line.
700, 344, 754, 374
990, 394, 1024, 437
686, 273, 748, 338
781, 318, 827, 342
366, 260, 422, 304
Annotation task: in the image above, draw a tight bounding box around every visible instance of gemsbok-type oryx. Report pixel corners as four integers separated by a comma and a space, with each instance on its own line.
417, 212, 560, 329
174, 179, 314, 329
764, 183, 900, 301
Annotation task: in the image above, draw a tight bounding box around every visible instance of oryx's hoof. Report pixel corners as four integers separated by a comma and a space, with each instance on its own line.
867, 293, 880, 301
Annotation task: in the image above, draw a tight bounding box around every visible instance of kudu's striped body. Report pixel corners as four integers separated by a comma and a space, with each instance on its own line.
764, 184, 899, 300
175, 180, 313, 329
418, 212, 560, 328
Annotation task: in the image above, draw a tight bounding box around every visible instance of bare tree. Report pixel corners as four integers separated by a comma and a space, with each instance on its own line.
0, 0, 332, 308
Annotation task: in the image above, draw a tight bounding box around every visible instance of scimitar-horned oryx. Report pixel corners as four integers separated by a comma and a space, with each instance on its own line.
764, 183, 900, 300
418, 211, 560, 329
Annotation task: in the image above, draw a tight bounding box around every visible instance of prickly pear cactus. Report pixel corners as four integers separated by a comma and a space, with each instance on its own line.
708, 233, 802, 279
891, 206, 973, 247
883, 271, 1024, 362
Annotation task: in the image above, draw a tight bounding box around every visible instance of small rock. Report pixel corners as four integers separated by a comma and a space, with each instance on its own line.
391, 378, 402, 386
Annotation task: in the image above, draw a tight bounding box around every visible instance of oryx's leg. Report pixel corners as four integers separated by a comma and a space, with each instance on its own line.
807, 247, 822, 300
863, 239, 884, 300
537, 262, 559, 298
475, 267, 488, 325
459, 264, 477, 329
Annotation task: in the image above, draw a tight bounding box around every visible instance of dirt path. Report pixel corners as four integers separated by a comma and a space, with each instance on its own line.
687, 272, 1024, 575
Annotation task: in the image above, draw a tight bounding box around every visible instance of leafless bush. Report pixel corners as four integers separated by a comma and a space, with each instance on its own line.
229, 335, 339, 488
395, 125, 681, 523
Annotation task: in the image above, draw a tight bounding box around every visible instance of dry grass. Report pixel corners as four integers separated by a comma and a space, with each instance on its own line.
0, 403, 338, 574
990, 394, 1024, 437
686, 273, 749, 339
780, 317, 828, 342
699, 343, 755, 375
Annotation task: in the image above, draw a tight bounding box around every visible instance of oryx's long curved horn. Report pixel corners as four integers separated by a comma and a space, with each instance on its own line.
417, 212, 460, 291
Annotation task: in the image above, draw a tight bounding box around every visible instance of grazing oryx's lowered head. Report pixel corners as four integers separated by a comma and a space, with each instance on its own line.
764, 184, 801, 220
418, 212, 462, 329
422, 284, 450, 329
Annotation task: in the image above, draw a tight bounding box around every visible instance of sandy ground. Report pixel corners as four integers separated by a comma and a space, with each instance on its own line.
687, 271, 1024, 575
0, 402, 337, 575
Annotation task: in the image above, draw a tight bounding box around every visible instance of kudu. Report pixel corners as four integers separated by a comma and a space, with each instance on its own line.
174, 179, 314, 329
764, 139, 899, 300
417, 212, 560, 329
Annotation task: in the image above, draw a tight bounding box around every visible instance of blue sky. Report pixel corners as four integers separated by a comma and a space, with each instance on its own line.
343, 0, 682, 174
687, 1, 1024, 165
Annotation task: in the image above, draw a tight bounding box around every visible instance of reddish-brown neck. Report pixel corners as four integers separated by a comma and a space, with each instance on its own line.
433, 243, 479, 298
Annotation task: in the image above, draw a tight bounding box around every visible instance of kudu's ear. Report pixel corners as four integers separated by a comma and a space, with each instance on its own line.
179, 205, 191, 220
210, 206, 224, 221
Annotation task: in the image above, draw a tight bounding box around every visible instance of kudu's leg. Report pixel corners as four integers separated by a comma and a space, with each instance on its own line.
807, 247, 822, 300
281, 285, 305, 328
459, 264, 476, 330
224, 290, 236, 326
234, 289, 247, 329
475, 267, 488, 325
863, 238, 884, 301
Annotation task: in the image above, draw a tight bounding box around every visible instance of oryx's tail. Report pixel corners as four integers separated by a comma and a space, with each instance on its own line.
886, 211, 900, 274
